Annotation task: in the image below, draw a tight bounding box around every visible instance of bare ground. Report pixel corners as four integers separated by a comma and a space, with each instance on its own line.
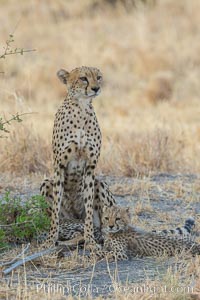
0, 173, 200, 298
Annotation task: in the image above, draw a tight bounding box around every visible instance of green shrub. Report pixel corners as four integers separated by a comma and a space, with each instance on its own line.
0, 192, 50, 250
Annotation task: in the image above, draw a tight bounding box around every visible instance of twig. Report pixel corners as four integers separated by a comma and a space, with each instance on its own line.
1, 236, 85, 276
0, 31, 36, 74
0, 112, 36, 137
0, 221, 33, 228
2, 247, 58, 276
0, 112, 32, 128
0, 33, 36, 60
0, 49, 36, 59
0, 243, 30, 267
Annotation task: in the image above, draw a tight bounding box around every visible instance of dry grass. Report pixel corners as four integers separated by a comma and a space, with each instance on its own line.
1, 0, 200, 176
0, 125, 52, 175
0, 253, 199, 300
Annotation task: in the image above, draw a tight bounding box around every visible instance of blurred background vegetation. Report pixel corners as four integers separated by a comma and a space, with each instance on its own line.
1, 0, 200, 177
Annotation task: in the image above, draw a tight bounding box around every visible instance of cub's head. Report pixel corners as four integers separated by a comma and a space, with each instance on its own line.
102, 205, 131, 234
57, 66, 103, 101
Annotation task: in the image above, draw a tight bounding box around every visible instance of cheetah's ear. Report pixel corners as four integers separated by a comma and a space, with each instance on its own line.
57, 69, 70, 85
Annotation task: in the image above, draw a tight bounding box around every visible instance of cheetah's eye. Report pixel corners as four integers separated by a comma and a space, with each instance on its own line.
79, 76, 88, 82
105, 217, 109, 221
97, 76, 102, 81
116, 218, 121, 221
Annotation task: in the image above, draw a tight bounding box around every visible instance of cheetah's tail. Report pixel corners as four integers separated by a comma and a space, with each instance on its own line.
183, 216, 195, 234
173, 216, 195, 236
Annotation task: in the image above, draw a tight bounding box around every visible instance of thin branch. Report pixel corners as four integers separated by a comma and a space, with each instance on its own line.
0, 48, 36, 59
2, 247, 58, 275
0, 243, 30, 267
0, 220, 33, 228
0, 112, 36, 137
2, 237, 84, 275
0, 32, 36, 74
0, 34, 36, 60
0, 112, 32, 127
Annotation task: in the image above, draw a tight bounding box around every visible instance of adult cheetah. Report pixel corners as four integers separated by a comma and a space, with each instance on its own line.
43, 66, 115, 248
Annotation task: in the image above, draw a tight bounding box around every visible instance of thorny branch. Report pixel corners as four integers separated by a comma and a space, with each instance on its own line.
0, 34, 36, 61
0, 112, 34, 137
0, 33, 36, 134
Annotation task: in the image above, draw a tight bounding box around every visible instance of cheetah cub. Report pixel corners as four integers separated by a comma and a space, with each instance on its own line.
94, 206, 199, 261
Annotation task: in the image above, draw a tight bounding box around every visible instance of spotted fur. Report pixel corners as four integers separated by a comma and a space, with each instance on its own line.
40, 177, 115, 244
94, 206, 200, 261
43, 66, 116, 248
152, 217, 195, 238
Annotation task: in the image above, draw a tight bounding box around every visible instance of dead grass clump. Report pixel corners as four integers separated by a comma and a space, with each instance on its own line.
99, 128, 186, 176
134, 201, 153, 216
0, 125, 52, 175
145, 71, 174, 104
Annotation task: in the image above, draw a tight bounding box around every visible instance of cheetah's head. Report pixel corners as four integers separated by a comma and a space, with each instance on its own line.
57, 66, 103, 101
102, 205, 131, 234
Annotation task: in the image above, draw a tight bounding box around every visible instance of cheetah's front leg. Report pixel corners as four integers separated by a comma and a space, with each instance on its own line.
42, 167, 65, 248
44, 143, 79, 247
80, 139, 100, 249
83, 165, 98, 249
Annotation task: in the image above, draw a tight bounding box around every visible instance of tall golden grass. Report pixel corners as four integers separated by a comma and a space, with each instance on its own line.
1, 0, 200, 176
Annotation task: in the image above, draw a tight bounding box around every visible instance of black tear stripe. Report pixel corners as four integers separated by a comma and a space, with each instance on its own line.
86, 69, 95, 95
85, 78, 89, 96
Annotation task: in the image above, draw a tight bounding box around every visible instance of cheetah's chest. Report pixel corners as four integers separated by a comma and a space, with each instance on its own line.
52, 102, 102, 215
52, 103, 102, 165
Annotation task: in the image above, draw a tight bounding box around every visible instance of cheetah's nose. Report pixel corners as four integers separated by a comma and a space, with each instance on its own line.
91, 87, 100, 93
109, 225, 114, 229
